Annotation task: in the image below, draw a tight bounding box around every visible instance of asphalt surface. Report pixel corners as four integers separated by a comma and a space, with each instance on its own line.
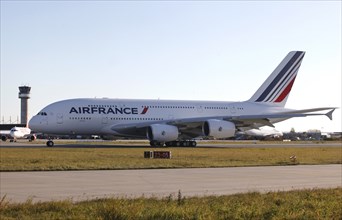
0, 139, 341, 148
1, 165, 341, 203
1, 140, 341, 203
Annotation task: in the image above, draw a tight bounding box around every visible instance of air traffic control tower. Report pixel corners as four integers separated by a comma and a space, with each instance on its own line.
18, 86, 31, 125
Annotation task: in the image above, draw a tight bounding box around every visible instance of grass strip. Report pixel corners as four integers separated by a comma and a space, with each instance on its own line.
0, 146, 341, 171
1, 188, 341, 219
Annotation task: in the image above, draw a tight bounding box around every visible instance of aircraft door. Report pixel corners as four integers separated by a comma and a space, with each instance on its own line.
57, 113, 63, 124
196, 105, 203, 113
42, 115, 48, 125
102, 117, 108, 124
229, 106, 236, 115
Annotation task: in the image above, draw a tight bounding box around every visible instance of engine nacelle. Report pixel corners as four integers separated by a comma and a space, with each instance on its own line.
147, 124, 179, 142
203, 119, 236, 139
1, 135, 7, 142
29, 135, 36, 141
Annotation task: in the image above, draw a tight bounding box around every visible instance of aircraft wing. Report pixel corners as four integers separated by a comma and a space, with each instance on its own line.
111, 107, 336, 138
167, 107, 336, 129
223, 107, 336, 129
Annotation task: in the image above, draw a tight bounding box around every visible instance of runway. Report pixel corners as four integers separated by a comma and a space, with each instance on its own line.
1, 164, 341, 203
0, 139, 341, 148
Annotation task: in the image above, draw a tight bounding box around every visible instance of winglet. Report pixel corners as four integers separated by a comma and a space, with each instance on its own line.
325, 109, 336, 120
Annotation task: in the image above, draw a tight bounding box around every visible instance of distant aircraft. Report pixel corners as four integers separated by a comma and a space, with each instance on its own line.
240, 127, 283, 139
29, 51, 336, 147
1, 126, 36, 142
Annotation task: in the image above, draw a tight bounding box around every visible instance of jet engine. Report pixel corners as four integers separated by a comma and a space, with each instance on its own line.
29, 135, 36, 141
203, 119, 236, 139
1, 135, 7, 142
147, 124, 179, 142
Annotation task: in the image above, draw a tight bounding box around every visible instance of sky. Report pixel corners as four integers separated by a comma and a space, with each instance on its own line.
1, 1, 341, 132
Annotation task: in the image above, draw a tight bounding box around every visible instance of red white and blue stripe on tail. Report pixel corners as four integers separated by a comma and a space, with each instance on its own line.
249, 51, 305, 107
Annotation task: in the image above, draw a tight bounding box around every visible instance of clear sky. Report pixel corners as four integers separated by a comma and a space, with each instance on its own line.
1, 1, 341, 132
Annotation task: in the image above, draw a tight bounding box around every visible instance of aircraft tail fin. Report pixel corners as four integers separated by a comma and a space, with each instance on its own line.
248, 51, 305, 107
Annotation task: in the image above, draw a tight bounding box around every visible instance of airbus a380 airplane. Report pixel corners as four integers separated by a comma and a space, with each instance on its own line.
29, 51, 336, 147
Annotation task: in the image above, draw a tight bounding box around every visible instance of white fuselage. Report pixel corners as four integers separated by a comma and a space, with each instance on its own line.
10, 127, 31, 139
29, 98, 287, 137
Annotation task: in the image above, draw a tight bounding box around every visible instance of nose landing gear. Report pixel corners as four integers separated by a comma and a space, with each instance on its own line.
46, 140, 54, 147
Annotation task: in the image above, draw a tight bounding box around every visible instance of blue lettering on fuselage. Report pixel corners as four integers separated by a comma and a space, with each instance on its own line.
69, 106, 139, 115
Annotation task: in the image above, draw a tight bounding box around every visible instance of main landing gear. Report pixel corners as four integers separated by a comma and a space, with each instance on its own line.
149, 140, 197, 147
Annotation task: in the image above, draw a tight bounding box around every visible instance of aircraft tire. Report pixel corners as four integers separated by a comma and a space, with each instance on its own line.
180, 141, 188, 147
150, 141, 164, 147
46, 140, 54, 147
190, 141, 197, 147
149, 141, 156, 147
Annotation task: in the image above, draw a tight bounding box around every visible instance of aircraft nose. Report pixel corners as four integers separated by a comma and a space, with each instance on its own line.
9, 130, 15, 137
28, 116, 40, 131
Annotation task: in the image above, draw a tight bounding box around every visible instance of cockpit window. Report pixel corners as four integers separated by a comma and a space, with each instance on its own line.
37, 112, 47, 116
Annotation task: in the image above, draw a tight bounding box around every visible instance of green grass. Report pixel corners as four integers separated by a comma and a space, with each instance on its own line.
1, 188, 341, 219
0, 146, 341, 171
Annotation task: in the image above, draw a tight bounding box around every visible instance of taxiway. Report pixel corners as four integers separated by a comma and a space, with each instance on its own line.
0, 140, 341, 148
1, 164, 341, 203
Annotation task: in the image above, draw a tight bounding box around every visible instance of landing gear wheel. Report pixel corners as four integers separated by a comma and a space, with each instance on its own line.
190, 141, 197, 147
46, 140, 54, 147
150, 141, 164, 147
180, 141, 189, 147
